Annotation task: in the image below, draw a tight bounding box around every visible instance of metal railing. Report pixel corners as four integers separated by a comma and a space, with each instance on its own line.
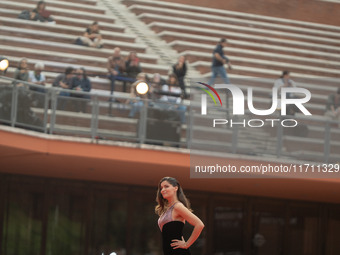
0, 76, 189, 146
1, 76, 339, 163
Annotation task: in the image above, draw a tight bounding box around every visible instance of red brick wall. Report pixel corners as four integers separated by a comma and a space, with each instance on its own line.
160, 0, 340, 27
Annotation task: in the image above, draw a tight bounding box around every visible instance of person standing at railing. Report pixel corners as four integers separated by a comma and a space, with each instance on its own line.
52, 67, 75, 110
208, 38, 232, 86
325, 87, 340, 128
172, 56, 187, 98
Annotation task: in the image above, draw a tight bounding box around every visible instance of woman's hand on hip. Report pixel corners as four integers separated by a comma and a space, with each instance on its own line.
171, 237, 188, 249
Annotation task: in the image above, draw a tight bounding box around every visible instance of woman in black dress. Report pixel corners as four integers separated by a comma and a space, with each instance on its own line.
155, 177, 204, 255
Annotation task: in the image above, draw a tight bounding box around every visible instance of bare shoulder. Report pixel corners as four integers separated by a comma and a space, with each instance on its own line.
174, 201, 184, 207
173, 202, 189, 212
173, 202, 203, 227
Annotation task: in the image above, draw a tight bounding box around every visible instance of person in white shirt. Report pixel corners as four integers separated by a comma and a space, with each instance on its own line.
28, 62, 46, 93
273, 71, 297, 115
158, 73, 186, 123
273, 70, 296, 98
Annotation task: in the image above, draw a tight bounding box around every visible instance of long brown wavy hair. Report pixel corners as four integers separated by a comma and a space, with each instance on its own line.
155, 177, 191, 216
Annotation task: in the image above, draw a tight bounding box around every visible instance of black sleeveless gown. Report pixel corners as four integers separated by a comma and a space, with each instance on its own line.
161, 221, 191, 255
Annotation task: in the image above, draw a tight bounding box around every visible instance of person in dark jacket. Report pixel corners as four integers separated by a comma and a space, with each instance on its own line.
52, 67, 74, 110
32, 1, 55, 23
172, 56, 187, 98
123, 51, 142, 93
208, 38, 232, 85
80, 21, 103, 48
71, 68, 92, 112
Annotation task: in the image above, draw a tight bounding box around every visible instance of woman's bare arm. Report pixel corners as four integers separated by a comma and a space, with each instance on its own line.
171, 203, 204, 249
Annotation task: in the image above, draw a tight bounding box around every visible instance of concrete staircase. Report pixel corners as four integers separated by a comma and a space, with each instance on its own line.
97, 0, 202, 78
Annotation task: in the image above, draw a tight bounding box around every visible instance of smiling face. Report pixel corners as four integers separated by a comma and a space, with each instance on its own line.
160, 180, 178, 201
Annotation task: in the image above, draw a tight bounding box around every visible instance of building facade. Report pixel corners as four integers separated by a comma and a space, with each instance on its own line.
1, 173, 340, 255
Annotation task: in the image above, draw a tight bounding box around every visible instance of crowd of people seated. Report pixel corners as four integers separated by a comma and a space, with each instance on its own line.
9, 55, 187, 122
11, 61, 92, 112
107, 48, 141, 97
7, 18, 340, 130
52, 67, 92, 111
14, 1, 189, 119
9, 54, 340, 128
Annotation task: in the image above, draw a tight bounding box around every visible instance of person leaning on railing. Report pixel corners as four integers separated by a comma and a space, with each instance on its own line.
70, 68, 92, 113
27, 62, 46, 107
52, 67, 75, 110
13, 58, 29, 87
149, 73, 166, 102
157, 73, 187, 124
28, 62, 46, 93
